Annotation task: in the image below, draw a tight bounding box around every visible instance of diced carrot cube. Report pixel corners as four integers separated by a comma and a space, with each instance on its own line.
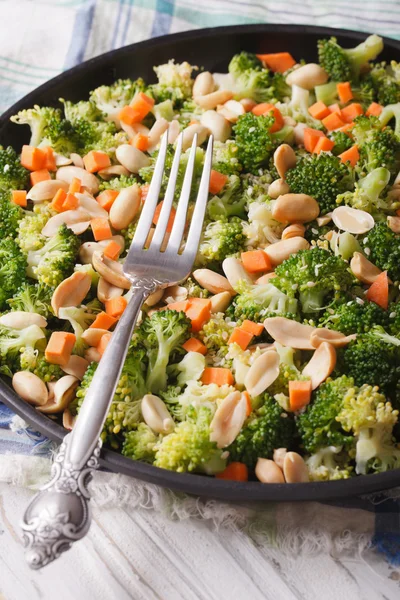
45, 332, 76, 366
241, 250, 272, 273
201, 367, 234, 386
97, 190, 119, 212
256, 52, 296, 73
51, 188, 67, 212
69, 177, 82, 194
61, 193, 79, 211
228, 327, 254, 350
21, 145, 46, 171
42, 147, 57, 171
337, 82, 353, 104
167, 300, 191, 313
91, 217, 112, 241
322, 112, 346, 131
90, 311, 117, 331
251, 103, 284, 132
186, 298, 212, 333
132, 133, 149, 152
366, 271, 389, 310
209, 170, 229, 195
103, 240, 121, 260
308, 101, 330, 120
30, 169, 51, 186
11, 190, 27, 207
241, 320, 264, 336
338, 123, 354, 136
105, 296, 128, 318
153, 200, 176, 233
313, 137, 335, 154
366, 102, 383, 117
97, 332, 112, 356
329, 103, 342, 115
182, 337, 208, 355
119, 93, 155, 124
83, 151, 111, 173
338, 145, 360, 168
289, 380, 312, 411
340, 103, 363, 123
140, 184, 150, 202
303, 128, 325, 152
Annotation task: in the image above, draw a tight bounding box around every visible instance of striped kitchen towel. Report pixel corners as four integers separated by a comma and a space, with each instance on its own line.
1, 0, 400, 571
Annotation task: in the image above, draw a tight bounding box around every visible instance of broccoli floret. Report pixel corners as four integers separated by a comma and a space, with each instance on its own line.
227, 394, 295, 469
161, 380, 236, 422
10, 105, 61, 147
226, 280, 299, 324
268, 343, 309, 397
89, 78, 146, 119
136, 310, 191, 394
148, 61, 196, 107
305, 446, 353, 481
196, 217, 245, 266
7, 283, 53, 319
364, 61, 400, 106
154, 405, 225, 474
297, 375, 356, 453
361, 221, 400, 281
207, 175, 247, 220
0, 146, 29, 192
278, 85, 323, 130
176, 99, 204, 127
242, 198, 285, 248
233, 113, 278, 174
0, 324, 45, 375
321, 299, 389, 335
58, 304, 99, 356
330, 131, 353, 156
228, 52, 291, 103
0, 191, 24, 240
241, 170, 273, 204
273, 248, 355, 316
17, 203, 56, 253
388, 301, 400, 335
152, 99, 175, 122
20, 351, 63, 382
337, 167, 394, 215
44, 117, 126, 157
198, 313, 235, 359
352, 116, 400, 177
212, 140, 242, 176
98, 174, 138, 192
122, 423, 160, 463
181, 276, 210, 299
0, 238, 28, 311
60, 98, 104, 123
336, 384, 400, 474
26, 224, 80, 288
379, 102, 400, 138
285, 153, 353, 215
318, 34, 383, 82
229, 51, 263, 76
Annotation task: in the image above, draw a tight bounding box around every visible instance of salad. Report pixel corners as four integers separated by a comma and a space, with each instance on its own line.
2, 33, 400, 484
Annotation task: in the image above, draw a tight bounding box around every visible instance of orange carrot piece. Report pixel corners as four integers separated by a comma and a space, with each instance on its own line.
228, 327, 254, 350
61, 193, 79, 211
182, 337, 208, 355
42, 146, 57, 171
366, 102, 383, 117
51, 188, 68, 212
132, 133, 149, 152
20, 145, 46, 171
308, 101, 330, 120
243, 391, 252, 416
329, 103, 342, 115
337, 82, 353, 104
338, 123, 354, 136
83, 150, 111, 173
119, 93, 155, 124
216, 462, 249, 481
289, 380, 312, 411
303, 128, 325, 152
45, 332, 76, 366
105, 296, 128, 318
251, 103, 284, 132
186, 298, 212, 332
30, 169, 51, 186
90, 312, 117, 331
209, 170, 229, 195
167, 300, 191, 313
140, 184, 150, 202
256, 52, 296, 73
97, 332, 112, 356
338, 145, 360, 167
69, 177, 82, 194
241, 250, 272, 274
322, 112, 346, 131
91, 217, 112, 241
340, 103, 363, 123
103, 240, 121, 260
313, 136, 335, 154
241, 320, 264, 336
201, 367, 234, 386
153, 200, 176, 233
366, 271, 389, 310
11, 190, 27, 207
241, 98, 257, 112
97, 189, 119, 212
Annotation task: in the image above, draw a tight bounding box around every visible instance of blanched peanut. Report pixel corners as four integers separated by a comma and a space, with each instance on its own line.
61, 355, 89, 380
0, 311, 47, 329
163, 285, 188, 304
98, 165, 130, 180
283, 452, 310, 483
310, 329, 357, 349
51, 271, 92, 316
255, 458, 285, 484
273, 448, 287, 470
265, 237, 310, 266
286, 63, 328, 89
84, 346, 101, 363
168, 119, 181, 144
92, 252, 131, 289
200, 110, 231, 142
217, 100, 245, 123
210, 391, 247, 448
331, 206, 374, 235
79, 242, 101, 264
268, 178, 290, 199
210, 291, 232, 313
82, 328, 109, 347
116, 144, 150, 173
293, 122, 308, 145
42, 210, 91, 237
56, 166, 99, 195
387, 216, 400, 233
109, 184, 141, 230
38, 375, 79, 414
350, 252, 382, 284
148, 118, 170, 150
281, 223, 305, 240
63, 409, 76, 430
27, 179, 69, 202
222, 257, 254, 289
70, 153, 84, 169
240, 98, 257, 112
244, 350, 280, 397
181, 124, 209, 151
144, 288, 164, 307
256, 272, 277, 285
76, 193, 108, 218
273, 144, 296, 179
272, 193, 320, 224
194, 90, 233, 110
193, 269, 234, 295
12, 371, 48, 406
97, 277, 124, 303
193, 71, 215, 97
264, 317, 315, 350
317, 214, 332, 227
141, 394, 175, 434
302, 342, 336, 390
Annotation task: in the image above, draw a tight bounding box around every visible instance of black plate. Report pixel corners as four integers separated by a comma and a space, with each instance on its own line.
1, 23, 400, 501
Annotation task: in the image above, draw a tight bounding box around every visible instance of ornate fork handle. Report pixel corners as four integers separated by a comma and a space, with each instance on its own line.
21, 278, 159, 569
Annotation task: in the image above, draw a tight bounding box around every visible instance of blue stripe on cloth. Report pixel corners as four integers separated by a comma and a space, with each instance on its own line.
121, 0, 134, 46
151, 0, 174, 37
111, 0, 126, 50
63, 0, 96, 69
372, 498, 400, 565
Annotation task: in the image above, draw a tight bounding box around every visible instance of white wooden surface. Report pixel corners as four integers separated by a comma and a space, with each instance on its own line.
1, 483, 400, 599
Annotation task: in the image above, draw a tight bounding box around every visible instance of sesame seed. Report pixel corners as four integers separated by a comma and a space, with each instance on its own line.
364, 247, 371, 256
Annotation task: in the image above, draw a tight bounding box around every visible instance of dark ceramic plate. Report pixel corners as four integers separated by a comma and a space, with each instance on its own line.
1, 24, 400, 501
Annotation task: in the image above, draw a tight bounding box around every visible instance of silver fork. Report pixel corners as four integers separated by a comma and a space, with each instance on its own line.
21, 131, 214, 569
